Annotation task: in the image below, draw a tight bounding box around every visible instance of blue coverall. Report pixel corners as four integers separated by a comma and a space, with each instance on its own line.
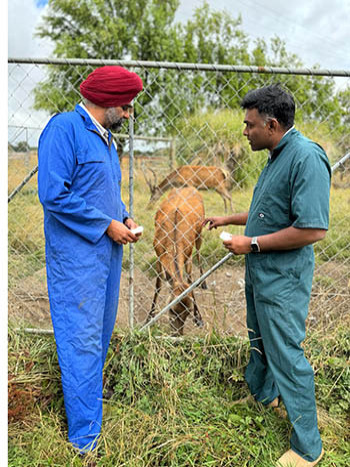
244, 129, 331, 461
38, 104, 129, 451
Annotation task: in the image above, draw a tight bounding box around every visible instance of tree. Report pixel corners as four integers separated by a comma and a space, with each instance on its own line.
34, 0, 182, 117
34, 0, 345, 138
34, 0, 253, 134
14, 141, 31, 152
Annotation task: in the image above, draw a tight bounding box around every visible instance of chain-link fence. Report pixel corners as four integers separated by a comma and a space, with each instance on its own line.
8, 58, 350, 337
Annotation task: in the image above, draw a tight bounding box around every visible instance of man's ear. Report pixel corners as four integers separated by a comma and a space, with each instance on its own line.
268, 118, 279, 133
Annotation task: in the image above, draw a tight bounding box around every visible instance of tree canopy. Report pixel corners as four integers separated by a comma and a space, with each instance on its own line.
34, 0, 348, 144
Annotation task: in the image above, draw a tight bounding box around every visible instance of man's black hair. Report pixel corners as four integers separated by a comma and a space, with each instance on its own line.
241, 84, 295, 129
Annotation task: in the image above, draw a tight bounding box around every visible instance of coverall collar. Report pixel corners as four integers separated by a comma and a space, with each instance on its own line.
270, 127, 297, 161
75, 104, 113, 148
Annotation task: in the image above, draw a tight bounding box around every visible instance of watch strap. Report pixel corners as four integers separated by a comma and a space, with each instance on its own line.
251, 236, 260, 253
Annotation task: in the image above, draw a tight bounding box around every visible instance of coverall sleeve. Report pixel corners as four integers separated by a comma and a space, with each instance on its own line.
38, 123, 113, 244
290, 149, 331, 230
112, 141, 129, 222
121, 198, 129, 222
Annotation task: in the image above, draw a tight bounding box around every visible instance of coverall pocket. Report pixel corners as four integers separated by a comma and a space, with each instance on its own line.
76, 149, 105, 164
266, 252, 303, 281
75, 149, 108, 194
261, 254, 307, 345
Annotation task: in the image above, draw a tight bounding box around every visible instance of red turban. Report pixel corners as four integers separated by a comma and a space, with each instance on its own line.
80, 66, 143, 108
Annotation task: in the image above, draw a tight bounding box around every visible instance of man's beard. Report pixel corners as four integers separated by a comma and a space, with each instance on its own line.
104, 108, 125, 132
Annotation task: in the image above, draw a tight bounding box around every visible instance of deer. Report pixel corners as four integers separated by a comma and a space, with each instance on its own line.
146, 187, 207, 336
144, 165, 233, 213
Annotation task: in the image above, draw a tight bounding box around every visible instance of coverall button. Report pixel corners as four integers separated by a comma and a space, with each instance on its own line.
259, 213, 265, 218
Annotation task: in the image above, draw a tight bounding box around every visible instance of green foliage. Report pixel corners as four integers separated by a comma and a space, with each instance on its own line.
12, 141, 31, 152
34, 0, 182, 114
176, 108, 267, 185
316, 187, 350, 262
8, 322, 350, 466
33, 0, 349, 139
306, 325, 350, 416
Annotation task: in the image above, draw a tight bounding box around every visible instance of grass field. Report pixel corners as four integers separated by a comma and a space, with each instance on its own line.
8, 320, 350, 466
8, 153, 350, 336
8, 152, 350, 465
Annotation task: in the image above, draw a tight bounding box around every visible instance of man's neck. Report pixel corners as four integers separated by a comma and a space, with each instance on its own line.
82, 103, 106, 127
270, 126, 294, 152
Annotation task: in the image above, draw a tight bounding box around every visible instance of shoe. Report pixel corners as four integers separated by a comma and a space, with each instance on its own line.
267, 397, 279, 408
276, 448, 324, 466
266, 397, 288, 419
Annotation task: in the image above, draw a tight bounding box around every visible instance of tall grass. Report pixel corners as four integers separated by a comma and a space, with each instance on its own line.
8, 320, 350, 466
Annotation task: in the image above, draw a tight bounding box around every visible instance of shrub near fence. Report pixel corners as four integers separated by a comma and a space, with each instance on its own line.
8, 58, 350, 337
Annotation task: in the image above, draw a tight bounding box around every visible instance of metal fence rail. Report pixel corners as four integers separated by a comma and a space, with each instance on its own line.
8, 57, 350, 337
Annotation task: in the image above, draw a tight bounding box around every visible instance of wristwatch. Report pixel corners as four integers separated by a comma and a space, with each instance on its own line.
251, 236, 260, 253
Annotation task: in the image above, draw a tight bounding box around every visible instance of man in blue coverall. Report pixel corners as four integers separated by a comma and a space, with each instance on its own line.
38, 66, 143, 454
204, 84, 331, 467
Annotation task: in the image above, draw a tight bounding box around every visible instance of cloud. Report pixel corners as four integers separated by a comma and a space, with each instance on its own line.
8, 1, 54, 146
176, 0, 350, 70
8, 0, 53, 57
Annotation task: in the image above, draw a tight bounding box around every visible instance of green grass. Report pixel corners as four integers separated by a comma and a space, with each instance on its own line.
8, 153, 350, 288
8, 320, 350, 467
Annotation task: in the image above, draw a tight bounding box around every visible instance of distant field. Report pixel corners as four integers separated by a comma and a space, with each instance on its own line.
8, 152, 350, 337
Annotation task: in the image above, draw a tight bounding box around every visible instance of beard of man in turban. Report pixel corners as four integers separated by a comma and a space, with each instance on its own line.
104, 106, 127, 132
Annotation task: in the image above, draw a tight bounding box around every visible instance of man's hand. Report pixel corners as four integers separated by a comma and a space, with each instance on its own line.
124, 218, 137, 230
223, 235, 252, 255
124, 217, 143, 240
203, 216, 228, 230
106, 220, 139, 244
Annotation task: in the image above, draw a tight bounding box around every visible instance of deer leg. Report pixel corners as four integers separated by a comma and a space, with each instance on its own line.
191, 293, 204, 328
227, 193, 233, 213
184, 256, 192, 283
169, 308, 186, 336
219, 188, 233, 214
146, 262, 162, 323
223, 190, 233, 213
169, 297, 189, 336
195, 235, 207, 289
223, 195, 228, 214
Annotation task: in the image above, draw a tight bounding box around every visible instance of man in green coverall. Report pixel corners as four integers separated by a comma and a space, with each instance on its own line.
204, 84, 331, 467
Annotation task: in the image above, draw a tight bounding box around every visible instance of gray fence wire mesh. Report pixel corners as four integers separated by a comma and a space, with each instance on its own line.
8, 58, 350, 337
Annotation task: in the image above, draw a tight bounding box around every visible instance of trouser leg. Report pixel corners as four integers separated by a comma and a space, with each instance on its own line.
102, 244, 123, 366
252, 261, 322, 462
244, 262, 280, 405
49, 278, 108, 452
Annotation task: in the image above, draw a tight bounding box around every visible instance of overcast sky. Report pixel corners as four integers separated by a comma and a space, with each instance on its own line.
6, 0, 350, 148
8, 0, 350, 70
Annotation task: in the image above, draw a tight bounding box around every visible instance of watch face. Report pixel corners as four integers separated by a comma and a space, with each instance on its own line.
251, 238, 260, 252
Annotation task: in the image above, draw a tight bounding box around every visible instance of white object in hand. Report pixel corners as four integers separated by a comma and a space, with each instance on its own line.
220, 231, 232, 241
131, 226, 144, 235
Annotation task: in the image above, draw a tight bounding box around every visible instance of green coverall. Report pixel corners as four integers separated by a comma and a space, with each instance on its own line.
244, 128, 331, 462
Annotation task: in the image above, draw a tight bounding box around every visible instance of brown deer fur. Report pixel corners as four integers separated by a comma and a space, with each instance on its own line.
147, 187, 207, 336
145, 165, 233, 213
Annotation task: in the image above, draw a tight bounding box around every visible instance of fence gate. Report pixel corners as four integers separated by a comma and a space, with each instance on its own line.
8, 58, 350, 337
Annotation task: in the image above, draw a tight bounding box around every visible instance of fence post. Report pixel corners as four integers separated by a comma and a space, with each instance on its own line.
25, 127, 29, 170
128, 114, 135, 330
169, 138, 176, 170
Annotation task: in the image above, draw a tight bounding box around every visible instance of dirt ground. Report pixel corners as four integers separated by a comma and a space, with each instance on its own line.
8, 263, 248, 337
8, 260, 349, 337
